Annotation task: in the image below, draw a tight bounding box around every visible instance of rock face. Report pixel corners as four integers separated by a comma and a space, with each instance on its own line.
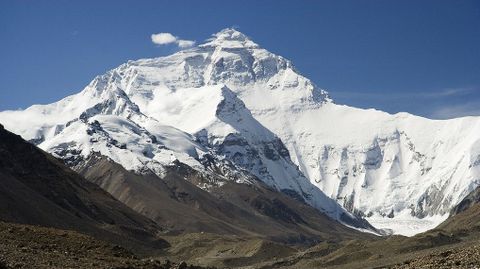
450, 185, 480, 216
1, 28, 480, 235
436, 185, 480, 232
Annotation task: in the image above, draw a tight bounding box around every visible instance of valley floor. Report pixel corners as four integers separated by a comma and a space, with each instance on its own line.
2, 220, 480, 269
254, 230, 480, 268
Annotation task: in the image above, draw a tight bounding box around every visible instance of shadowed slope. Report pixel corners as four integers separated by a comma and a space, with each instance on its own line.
0, 124, 165, 253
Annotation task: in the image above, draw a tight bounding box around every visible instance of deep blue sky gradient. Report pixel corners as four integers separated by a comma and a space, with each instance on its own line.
1, 0, 479, 118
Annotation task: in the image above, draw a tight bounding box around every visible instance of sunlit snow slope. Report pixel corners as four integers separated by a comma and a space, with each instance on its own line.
1, 28, 479, 235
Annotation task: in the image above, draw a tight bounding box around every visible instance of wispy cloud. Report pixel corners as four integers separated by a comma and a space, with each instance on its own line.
430, 102, 480, 119
331, 87, 475, 101
331, 86, 479, 119
177, 39, 196, 48
426, 87, 474, 98
151, 32, 195, 48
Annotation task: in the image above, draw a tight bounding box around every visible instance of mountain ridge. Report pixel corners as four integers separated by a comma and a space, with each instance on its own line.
1, 28, 479, 235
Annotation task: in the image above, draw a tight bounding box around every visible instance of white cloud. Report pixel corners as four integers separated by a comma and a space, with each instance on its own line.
151, 32, 195, 48
151, 33, 177, 45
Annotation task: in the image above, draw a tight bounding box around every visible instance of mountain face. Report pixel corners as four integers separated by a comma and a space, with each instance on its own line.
76, 155, 373, 243
1, 28, 479, 235
0, 122, 372, 269
0, 124, 166, 252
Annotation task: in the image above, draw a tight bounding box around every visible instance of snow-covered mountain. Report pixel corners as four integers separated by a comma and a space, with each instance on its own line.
1, 28, 479, 235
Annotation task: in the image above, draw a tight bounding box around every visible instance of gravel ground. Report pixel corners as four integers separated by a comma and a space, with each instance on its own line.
0, 222, 212, 269
393, 244, 480, 269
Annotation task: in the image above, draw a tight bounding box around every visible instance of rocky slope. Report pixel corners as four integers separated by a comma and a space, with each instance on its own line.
0, 124, 165, 253
1, 28, 480, 235
78, 155, 374, 243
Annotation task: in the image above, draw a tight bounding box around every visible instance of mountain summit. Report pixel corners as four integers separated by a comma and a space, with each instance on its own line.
1, 29, 480, 235
201, 28, 260, 49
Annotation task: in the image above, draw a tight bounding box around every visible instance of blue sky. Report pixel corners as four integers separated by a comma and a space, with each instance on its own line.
1, 0, 479, 119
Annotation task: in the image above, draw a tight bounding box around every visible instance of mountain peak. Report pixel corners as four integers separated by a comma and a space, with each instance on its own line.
200, 28, 259, 49
214, 28, 248, 40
